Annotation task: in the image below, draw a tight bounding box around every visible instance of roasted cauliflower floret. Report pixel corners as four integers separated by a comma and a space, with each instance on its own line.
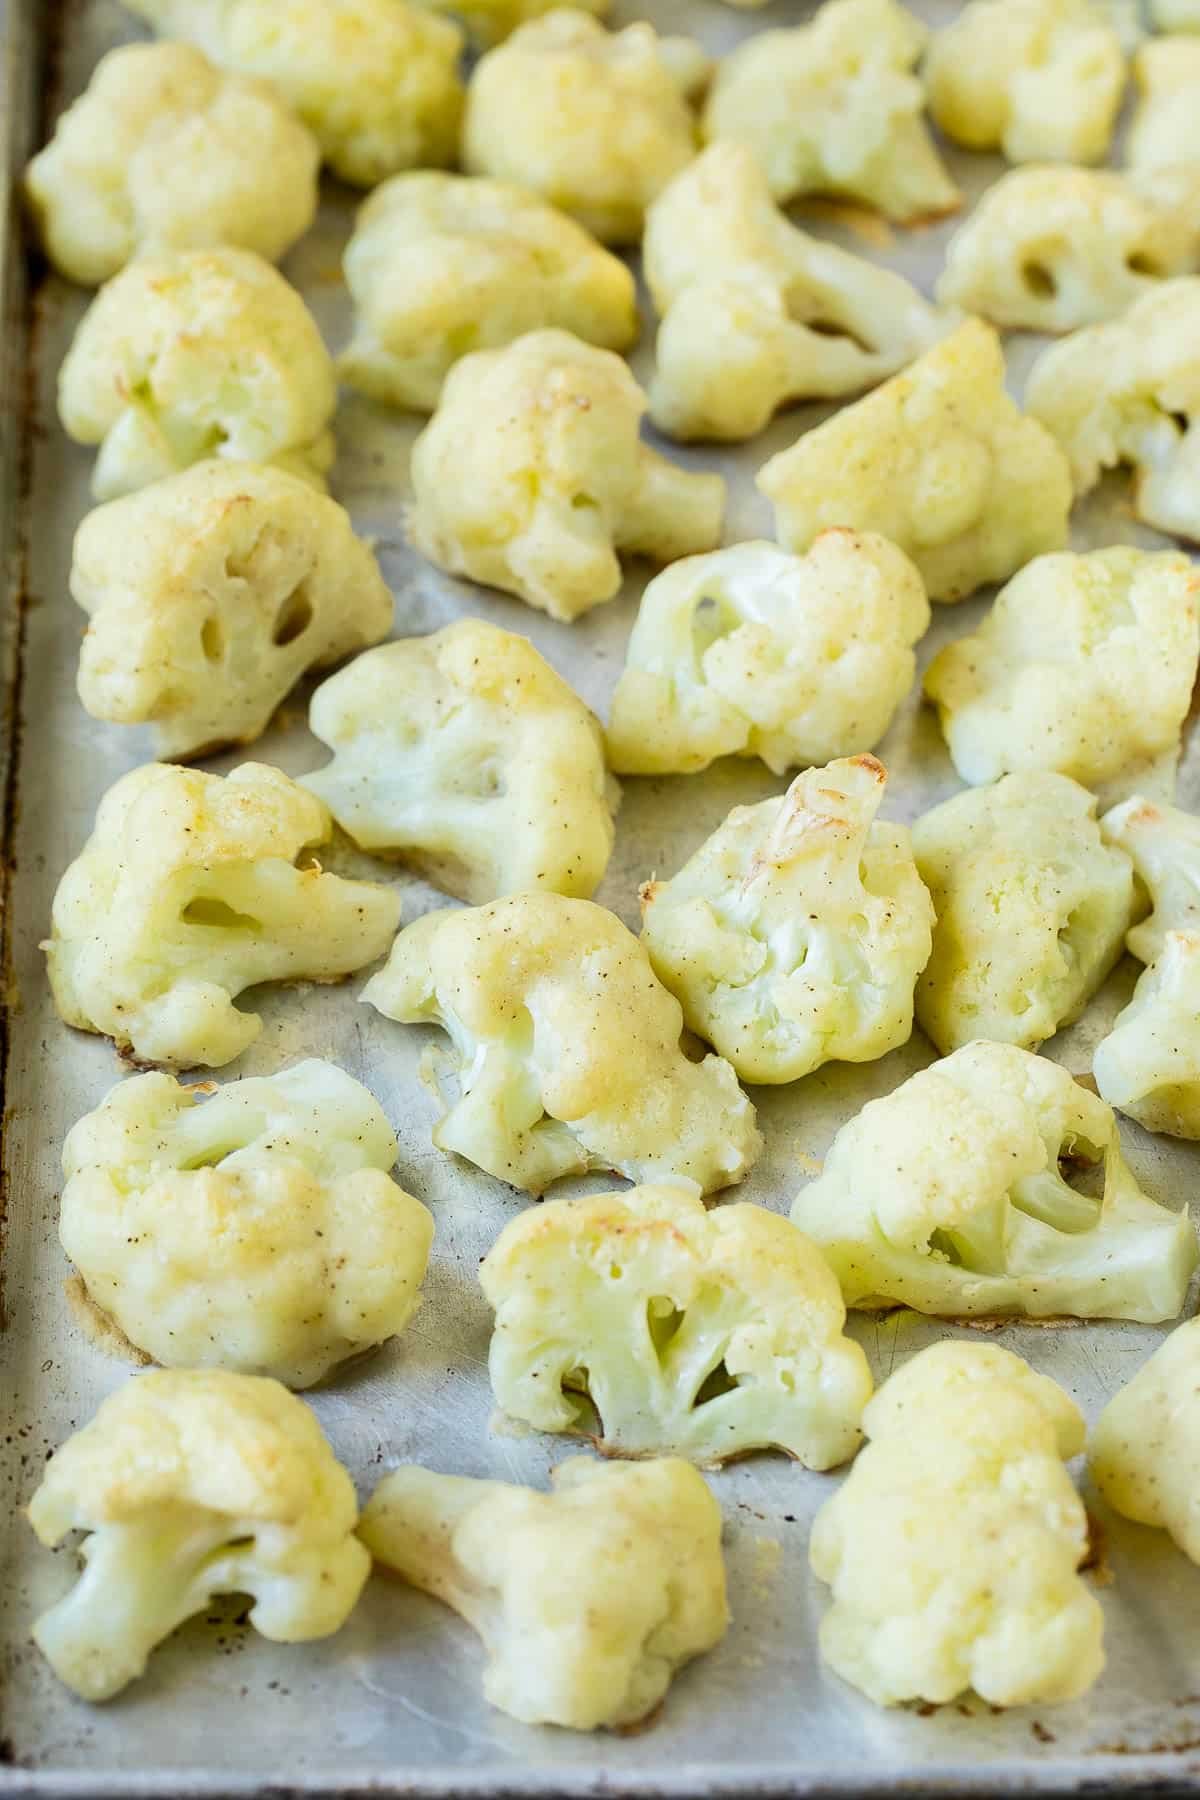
303, 619, 617, 903
606, 534, 929, 779
757, 320, 1072, 604
809, 1342, 1104, 1708
413, 0, 607, 46
361, 893, 761, 1196
58, 247, 336, 503
27, 1370, 370, 1701
480, 1181, 871, 1465
701, 0, 959, 222
1128, 38, 1200, 169
640, 758, 933, 1085
339, 172, 637, 413
46, 761, 400, 1070
924, 547, 1200, 792
70, 461, 393, 760
1091, 1318, 1200, 1559
60, 1060, 433, 1388
792, 1040, 1197, 1321
407, 330, 724, 622
911, 773, 1137, 1055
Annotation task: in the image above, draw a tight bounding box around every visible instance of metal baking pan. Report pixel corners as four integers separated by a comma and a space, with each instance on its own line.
4, 0, 1200, 1793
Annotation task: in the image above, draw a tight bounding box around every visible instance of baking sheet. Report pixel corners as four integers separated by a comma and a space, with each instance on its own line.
4, 0, 1200, 1792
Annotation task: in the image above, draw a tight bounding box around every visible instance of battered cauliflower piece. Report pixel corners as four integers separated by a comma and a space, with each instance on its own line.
60, 1060, 433, 1388
58, 248, 336, 503
924, 0, 1127, 166
1091, 1318, 1200, 1559
911, 773, 1137, 1055
606, 534, 929, 779
24, 43, 319, 286
339, 172, 637, 412
757, 320, 1072, 604
701, 0, 960, 222
924, 548, 1200, 792
71, 461, 394, 760
643, 145, 959, 442
27, 1370, 370, 1702
361, 893, 761, 1196
640, 757, 933, 1085
809, 1341, 1104, 1708
480, 1181, 872, 1465
46, 761, 401, 1070
360, 1457, 727, 1729
791, 1040, 1198, 1321
407, 330, 725, 622
125, 0, 464, 187
413, 0, 607, 48
1128, 39, 1200, 169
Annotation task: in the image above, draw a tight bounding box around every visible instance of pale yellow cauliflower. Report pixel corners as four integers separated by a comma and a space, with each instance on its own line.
1091, 1318, 1200, 1560
640, 757, 933, 1085
46, 761, 400, 1069
360, 1457, 727, 1729
58, 247, 336, 503
361, 892, 761, 1196
413, 0, 607, 47
480, 1180, 872, 1465
757, 320, 1072, 603
407, 329, 724, 621
60, 1060, 433, 1387
339, 172, 637, 412
303, 619, 617, 903
71, 461, 394, 760
1129, 39, 1200, 169
1103, 794, 1200, 960
809, 1342, 1105, 1708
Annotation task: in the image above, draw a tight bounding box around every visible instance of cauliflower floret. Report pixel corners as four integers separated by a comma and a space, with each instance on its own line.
701, 0, 960, 222
643, 145, 959, 442
606, 534, 929, 778
60, 1060, 433, 1388
1093, 930, 1200, 1136
70, 461, 394, 760
46, 761, 400, 1070
1152, 0, 1200, 25
23, 43, 319, 286
640, 757, 934, 1085
912, 773, 1137, 1055
924, 0, 1126, 165
413, 0, 607, 48
792, 1040, 1197, 1320
1128, 39, 1200, 169
480, 1181, 872, 1465
407, 329, 724, 622
125, 0, 464, 187
26, 1369, 370, 1701
339, 172, 637, 412
361, 892, 761, 1196
757, 320, 1072, 604
58, 247, 336, 503
809, 1341, 1104, 1708
360, 1457, 727, 1729
1102, 794, 1200, 961
924, 547, 1200, 793
1091, 1318, 1200, 1559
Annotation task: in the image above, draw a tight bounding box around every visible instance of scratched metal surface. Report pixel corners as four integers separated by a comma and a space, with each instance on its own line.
2, 0, 1200, 1793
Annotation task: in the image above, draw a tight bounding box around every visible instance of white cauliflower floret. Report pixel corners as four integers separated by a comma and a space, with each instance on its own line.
1151, 0, 1200, 26
640, 757, 933, 1085
70, 461, 394, 760
413, 0, 607, 48
757, 320, 1072, 604
606, 534, 929, 778
359, 1457, 727, 1729
1091, 1318, 1200, 1560
924, 547, 1200, 793
792, 1041, 1197, 1321
46, 761, 400, 1070
339, 172, 637, 413
912, 773, 1137, 1056
643, 145, 959, 442
701, 0, 960, 222
125, 0, 464, 187
1129, 37, 1200, 168
480, 1181, 872, 1466
58, 247, 336, 503
407, 329, 724, 622
24, 42, 319, 286
1103, 794, 1200, 962
26, 1369, 370, 1701
60, 1060, 433, 1388
809, 1341, 1104, 1708
361, 892, 761, 1196
463, 10, 709, 245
